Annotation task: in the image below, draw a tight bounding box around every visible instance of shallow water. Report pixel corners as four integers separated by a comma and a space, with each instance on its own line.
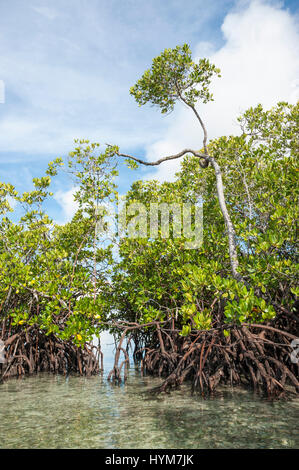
0, 367, 298, 449
0, 333, 298, 449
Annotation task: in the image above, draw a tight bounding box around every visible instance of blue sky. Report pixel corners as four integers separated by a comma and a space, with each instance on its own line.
0, 0, 298, 222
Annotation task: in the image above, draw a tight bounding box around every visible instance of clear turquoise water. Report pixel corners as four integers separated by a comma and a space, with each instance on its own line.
0, 367, 298, 449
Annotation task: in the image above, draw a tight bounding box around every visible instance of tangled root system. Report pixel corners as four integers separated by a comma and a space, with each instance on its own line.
109, 314, 299, 399
0, 322, 102, 381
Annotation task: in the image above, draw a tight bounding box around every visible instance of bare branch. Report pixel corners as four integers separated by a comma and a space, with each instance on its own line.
209, 157, 243, 282
110, 146, 209, 169
174, 81, 208, 154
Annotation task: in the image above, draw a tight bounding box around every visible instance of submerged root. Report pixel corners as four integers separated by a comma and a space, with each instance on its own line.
143, 323, 298, 398
0, 324, 102, 381
108, 314, 298, 398
107, 330, 130, 383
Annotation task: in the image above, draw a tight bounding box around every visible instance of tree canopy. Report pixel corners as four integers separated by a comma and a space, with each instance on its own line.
0, 45, 298, 396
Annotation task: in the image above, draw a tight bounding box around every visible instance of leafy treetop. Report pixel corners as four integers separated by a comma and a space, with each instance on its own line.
130, 44, 221, 114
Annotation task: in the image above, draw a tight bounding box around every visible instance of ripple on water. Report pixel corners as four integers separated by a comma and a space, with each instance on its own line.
0, 369, 298, 449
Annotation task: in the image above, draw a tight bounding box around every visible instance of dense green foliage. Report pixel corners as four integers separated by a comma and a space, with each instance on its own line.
0, 45, 298, 352
113, 102, 298, 334
0, 141, 117, 346
130, 44, 220, 113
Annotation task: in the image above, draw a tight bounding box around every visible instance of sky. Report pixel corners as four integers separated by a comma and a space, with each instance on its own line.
0, 0, 298, 222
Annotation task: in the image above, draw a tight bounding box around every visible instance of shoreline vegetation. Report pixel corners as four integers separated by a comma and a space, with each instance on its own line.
0, 45, 298, 399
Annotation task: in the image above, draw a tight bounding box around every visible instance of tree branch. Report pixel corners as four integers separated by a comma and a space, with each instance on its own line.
109, 85, 244, 283
111, 147, 209, 169
174, 82, 243, 282
174, 81, 208, 155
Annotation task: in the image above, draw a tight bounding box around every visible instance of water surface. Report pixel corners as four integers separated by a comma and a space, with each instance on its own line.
0, 368, 298, 449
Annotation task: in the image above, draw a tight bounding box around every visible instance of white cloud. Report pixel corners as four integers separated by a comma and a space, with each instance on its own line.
32, 6, 58, 20
7, 195, 17, 210
1, 0, 298, 190
0, 80, 4, 104
0, 0, 226, 157
144, 0, 299, 181
54, 186, 79, 223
